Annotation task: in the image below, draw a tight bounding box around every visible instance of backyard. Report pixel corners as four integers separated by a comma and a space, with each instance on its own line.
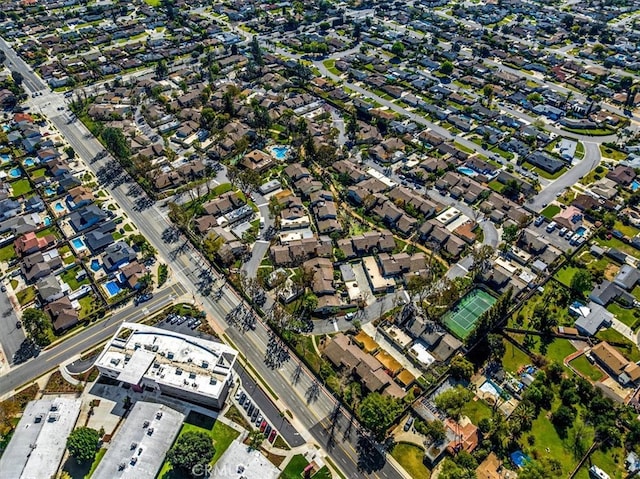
61, 266, 90, 291
280, 454, 332, 479
158, 414, 240, 479
10, 178, 32, 197
569, 355, 603, 382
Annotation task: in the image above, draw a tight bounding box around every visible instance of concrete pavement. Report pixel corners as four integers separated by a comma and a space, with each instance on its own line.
528, 141, 601, 212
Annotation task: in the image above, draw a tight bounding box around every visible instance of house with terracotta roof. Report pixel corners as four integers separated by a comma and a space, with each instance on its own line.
14, 231, 56, 256
553, 205, 583, 232
240, 149, 274, 173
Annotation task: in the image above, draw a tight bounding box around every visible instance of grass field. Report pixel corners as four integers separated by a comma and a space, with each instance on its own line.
541, 204, 561, 220
554, 265, 581, 287
281, 454, 311, 479
158, 416, 240, 479
0, 243, 16, 262
599, 145, 628, 161
569, 355, 603, 381
502, 339, 531, 373
607, 303, 640, 329
10, 178, 32, 197
461, 397, 493, 425
594, 235, 640, 257
390, 443, 431, 479
441, 289, 496, 339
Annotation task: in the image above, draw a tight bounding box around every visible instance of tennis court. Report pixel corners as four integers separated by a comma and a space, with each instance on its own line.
442, 289, 496, 340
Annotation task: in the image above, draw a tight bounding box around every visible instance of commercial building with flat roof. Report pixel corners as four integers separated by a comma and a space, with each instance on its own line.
92, 402, 184, 479
96, 323, 238, 409
212, 440, 280, 479
0, 397, 81, 479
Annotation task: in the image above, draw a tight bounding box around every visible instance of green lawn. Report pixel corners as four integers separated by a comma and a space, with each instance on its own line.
10, 179, 32, 197
85, 448, 106, 478
488, 180, 505, 193
0, 243, 16, 262
16, 286, 36, 306
522, 162, 566, 180
36, 226, 60, 239
461, 398, 493, 424
606, 303, 640, 329
554, 265, 581, 287
613, 220, 640, 238
575, 141, 585, 160
390, 443, 431, 479
574, 448, 626, 479
599, 145, 628, 161
61, 266, 90, 291
322, 59, 340, 75
541, 204, 561, 220
501, 339, 531, 373
543, 338, 578, 364
30, 168, 47, 178
569, 355, 603, 381
632, 285, 640, 302
158, 417, 239, 479
78, 295, 100, 320
281, 454, 311, 479
143, 0, 161, 6
580, 167, 608, 185
594, 235, 640, 257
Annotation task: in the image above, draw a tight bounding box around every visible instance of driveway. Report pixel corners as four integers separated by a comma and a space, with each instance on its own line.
529, 142, 601, 212
242, 191, 274, 279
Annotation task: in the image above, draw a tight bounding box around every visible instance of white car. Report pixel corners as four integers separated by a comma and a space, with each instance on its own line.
344, 312, 355, 321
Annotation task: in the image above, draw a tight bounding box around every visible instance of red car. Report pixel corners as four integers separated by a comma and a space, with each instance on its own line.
268, 429, 277, 443
260, 420, 268, 433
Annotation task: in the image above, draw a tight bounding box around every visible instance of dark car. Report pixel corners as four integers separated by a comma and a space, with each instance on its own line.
135, 293, 153, 305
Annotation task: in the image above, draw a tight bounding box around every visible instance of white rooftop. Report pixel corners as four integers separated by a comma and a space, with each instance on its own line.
92, 402, 185, 479
0, 397, 81, 479
96, 323, 237, 400
212, 440, 280, 479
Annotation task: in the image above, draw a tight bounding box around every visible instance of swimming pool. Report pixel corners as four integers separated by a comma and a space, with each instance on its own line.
90, 259, 102, 272
71, 237, 86, 251
0, 154, 11, 164
457, 166, 477, 177
104, 280, 122, 297
479, 379, 502, 398
54, 202, 65, 212
44, 186, 56, 197
1, 125, 9, 132
23, 157, 37, 168
43, 216, 51, 227
576, 226, 587, 236
270, 145, 289, 161
8, 167, 21, 178
632, 180, 640, 192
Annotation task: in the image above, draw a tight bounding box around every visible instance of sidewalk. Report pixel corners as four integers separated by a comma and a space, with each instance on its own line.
610, 318, 637, 344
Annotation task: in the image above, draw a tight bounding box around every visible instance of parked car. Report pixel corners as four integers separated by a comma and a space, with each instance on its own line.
268, 429, 278, 443
260, 420, 268, 432
234, 389, 242, 401
404, 416, 414, 432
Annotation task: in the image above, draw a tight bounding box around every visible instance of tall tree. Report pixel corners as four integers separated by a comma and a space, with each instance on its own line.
358, 393, 402, 441
66, 427, 100, 464
22, 308, 53, 346
166, 431, 215, 477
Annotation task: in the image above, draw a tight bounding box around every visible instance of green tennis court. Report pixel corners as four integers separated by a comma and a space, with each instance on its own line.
442, 289, 497, 340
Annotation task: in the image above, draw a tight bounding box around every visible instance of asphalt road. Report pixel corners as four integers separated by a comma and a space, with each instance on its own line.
0, 42, 402, 479
0, 282, 26, 366
234, 364, 305, 448
528, 141, 602, 212
0, 283, 186, 397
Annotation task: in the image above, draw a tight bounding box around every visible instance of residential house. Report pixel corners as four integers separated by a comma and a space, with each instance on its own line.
36, 275, 64, 303
84, 221, 117, 253
67, 186, 94, 209
102, 241, 137, 272
14, 231, 56, 256
591, 342, 640, 386
240, 149, 274, 173
120, 261, 146, 289
68, 204, 107, 232
613, 264, 640, 291
607, 165, 636, 187
45, 295, 79, 332
21, 250, 63, 283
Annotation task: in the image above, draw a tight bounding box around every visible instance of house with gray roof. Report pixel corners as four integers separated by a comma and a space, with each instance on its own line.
613, 264, 640, 291
574, 301, 614, 336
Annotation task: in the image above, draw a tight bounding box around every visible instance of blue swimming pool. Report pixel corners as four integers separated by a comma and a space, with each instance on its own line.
90, 259, 102, 272
632, 180, 640, 192
0, 154, 11, 164
44, 186, 56, 197
54, 202, 65, 212
8, 167, 20, 178
270, 145, 289, 161
43, 216, 51, 227
479, 379, 502, 397
23, 157, 36, 168
1, 125, 9, 132
104, 281, 122, 297
71, 237, 86, 250
457, 166, 477, 177
576, 226, 587, 236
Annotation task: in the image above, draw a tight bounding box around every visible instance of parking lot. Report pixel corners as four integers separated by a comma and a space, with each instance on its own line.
528, 217, 588, 251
